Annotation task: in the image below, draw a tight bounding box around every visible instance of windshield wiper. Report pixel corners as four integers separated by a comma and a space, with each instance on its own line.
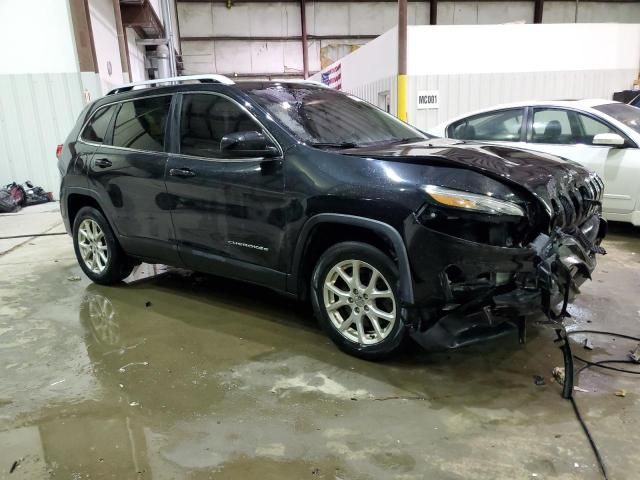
309, 142, 359, 149
381, 136, 427, 144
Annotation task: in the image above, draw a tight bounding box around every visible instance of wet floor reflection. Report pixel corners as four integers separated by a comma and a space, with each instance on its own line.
2, 227, 640, 479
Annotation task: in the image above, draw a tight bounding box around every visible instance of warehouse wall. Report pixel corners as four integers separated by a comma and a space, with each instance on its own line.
88, 0, 127, 92
178, 1, 640, 78
0, 0, 87, 195
127, 28, 148, 83
178, 1, 428, 77
313, 23, 639, 133
309, 28, 398, 112
405, 23, 640, 129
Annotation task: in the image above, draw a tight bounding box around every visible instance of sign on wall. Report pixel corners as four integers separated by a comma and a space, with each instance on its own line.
417, 90, 439, 109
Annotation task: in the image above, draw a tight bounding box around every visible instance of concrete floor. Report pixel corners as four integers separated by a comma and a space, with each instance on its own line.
1, 205, 639, 480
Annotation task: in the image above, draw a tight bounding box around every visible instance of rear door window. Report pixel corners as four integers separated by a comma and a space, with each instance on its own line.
448, 109, 524, 142
179, 93, 262, 158
530, 109, 574, 144
81, 105, 117, 143
530, 108, 618, 145
112, 96, 171, 152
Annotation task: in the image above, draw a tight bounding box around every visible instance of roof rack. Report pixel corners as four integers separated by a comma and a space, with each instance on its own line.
106, 74, 235, 96
270, 79, 329, 88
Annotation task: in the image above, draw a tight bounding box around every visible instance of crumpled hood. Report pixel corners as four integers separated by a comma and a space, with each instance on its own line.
343, 138, 600, 217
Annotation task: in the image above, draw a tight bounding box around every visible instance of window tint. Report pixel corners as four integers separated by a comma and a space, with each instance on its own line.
179, 93, 262, 157
593, 103, 640, 135
112, 96, 171, 152
531, 108, 617, 145
81, 105, 117, 143
530, 109, 572, 144
575, 113, 616, 143
448, 109, 523, 142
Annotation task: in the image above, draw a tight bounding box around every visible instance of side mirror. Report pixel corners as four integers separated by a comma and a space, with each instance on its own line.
220, 131, 279, 158
592, 133, 625, 147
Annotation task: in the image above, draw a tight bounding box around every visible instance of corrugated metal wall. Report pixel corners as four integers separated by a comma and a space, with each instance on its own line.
349, 76, 397, 117
0, 73, 86, 196
408, 68, 637, 130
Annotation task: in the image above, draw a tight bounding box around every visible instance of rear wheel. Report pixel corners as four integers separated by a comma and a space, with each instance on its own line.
72, 206, 134, 285
311, 242, 407, 360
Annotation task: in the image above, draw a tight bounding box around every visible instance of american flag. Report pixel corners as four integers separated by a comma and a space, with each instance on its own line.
321, 64, 342, 90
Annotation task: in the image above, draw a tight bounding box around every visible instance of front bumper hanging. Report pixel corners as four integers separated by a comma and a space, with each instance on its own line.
409, 216, 606, 350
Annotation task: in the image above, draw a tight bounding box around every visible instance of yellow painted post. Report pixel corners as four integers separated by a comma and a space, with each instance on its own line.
397, 0, 407, 122
397, 74, 407, 122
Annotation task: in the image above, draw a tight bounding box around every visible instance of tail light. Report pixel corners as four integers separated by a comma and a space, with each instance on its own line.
56, 144, 63, 158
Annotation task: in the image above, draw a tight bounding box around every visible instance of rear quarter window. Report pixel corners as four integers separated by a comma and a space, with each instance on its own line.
80, 105, 117, 143
112, 96, 172, 152
448, 108, 524, 142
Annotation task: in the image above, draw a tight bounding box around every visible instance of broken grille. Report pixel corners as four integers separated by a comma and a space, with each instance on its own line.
551, 175, 603, 229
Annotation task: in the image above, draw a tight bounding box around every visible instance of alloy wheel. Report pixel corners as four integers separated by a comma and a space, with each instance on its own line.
323, 259, 396, 345
78, 219, 109, 274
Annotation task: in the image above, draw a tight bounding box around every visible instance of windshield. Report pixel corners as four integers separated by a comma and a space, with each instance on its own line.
244, 84, 429, 146
593, 103, 640, 135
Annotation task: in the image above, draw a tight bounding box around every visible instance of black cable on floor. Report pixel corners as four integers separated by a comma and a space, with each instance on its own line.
0, 232, 67, 240
575, 357, 640, 376
559, 329, 640, 480
570, 395, 610, 480
557, 332, 610, 480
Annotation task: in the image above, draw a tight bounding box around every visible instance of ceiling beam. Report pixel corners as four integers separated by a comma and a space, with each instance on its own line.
176, 0, 640, 3
181, 34, 378, 41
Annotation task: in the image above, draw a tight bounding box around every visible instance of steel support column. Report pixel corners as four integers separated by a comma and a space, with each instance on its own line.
533, 0, 544, 23
397, 0, 408, 122
69, 0, 98, 73
301, 0, 309, 78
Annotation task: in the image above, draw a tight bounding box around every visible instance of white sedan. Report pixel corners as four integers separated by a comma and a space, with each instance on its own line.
429, 100, 640, 226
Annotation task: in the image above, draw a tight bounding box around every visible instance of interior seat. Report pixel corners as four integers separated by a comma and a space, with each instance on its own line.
542, 120, 562, 143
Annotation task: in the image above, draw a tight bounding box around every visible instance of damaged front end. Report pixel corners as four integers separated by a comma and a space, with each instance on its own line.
405, 175, 607, 351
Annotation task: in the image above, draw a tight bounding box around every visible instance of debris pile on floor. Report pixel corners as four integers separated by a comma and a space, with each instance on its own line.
0, 181, 53, 213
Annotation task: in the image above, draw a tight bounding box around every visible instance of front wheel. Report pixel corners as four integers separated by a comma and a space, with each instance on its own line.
311, 242, 407, 360
72, 206, 134, 285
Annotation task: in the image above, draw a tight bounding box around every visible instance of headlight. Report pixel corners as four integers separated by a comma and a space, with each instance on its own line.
424, 185, 525, 216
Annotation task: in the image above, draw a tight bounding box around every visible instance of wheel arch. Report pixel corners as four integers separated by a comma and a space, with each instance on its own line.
288, 214, 414, 304
65, 189, 117, 235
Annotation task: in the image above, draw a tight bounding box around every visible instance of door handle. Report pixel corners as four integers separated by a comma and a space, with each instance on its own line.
169, 168, 196, 178
94, 158, 112, 168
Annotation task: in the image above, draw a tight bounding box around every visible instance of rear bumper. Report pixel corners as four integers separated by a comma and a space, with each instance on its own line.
404, 213, 606, 350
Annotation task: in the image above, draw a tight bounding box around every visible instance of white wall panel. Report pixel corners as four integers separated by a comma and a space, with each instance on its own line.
179, 1, 640, 78
89, 0, 126, 92
308, 3, 349, 36
127, 28, 147, 82
214, 40, 254, 73
310, 28, 397, 89
409, 2, 430, 25
542, 2, 577, 22
544, 1, 640, 23
177, 2, 214, 37
0, 74, 86, 195
407, 24, 640, 75
408, 68, 637, 131
349, 76, 398, 117
0, 0, 77, 74
477, 2, 532, 23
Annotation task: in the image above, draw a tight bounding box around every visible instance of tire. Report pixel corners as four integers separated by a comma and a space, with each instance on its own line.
72, 206, 134, 285
311, 241, 407, 360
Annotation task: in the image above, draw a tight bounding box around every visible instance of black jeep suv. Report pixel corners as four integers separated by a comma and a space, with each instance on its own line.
58, 76, 606, 359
